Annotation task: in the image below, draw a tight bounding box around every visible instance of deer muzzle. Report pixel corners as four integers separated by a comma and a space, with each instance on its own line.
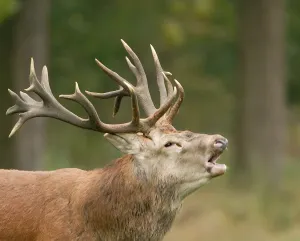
205, 136, 228, 177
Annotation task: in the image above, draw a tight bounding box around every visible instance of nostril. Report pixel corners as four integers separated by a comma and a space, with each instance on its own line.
214, 138, 228, 149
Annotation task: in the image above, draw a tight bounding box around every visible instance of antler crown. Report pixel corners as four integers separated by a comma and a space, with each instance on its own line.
7, 40, 184, 137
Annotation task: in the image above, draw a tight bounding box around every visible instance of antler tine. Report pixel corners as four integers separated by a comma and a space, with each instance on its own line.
92, 59, 134, 92
163, 72, 173, 97
164, 75, 185, 123
85, 88, 127, 99
150, 45, 168, 107
124, 56, 158, 116
121, 40, 156, 115
119, 81, 140, 126
59, 82, 102, 127
145, 86, 178, 126
7, 58, 143, 137
120, 39, 147, 87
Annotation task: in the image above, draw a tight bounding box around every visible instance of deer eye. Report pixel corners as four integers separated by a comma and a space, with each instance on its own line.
164, 142, 174, 147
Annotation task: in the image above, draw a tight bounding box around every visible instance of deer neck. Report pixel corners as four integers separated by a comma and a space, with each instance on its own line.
84, 154, 181, 240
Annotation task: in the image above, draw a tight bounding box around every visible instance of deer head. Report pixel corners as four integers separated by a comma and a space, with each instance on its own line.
6, 40, 227, 199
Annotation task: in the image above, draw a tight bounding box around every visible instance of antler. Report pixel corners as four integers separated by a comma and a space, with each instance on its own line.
86, 39, 184, 124
7, 40, 183, 137
6, 58, 177, 137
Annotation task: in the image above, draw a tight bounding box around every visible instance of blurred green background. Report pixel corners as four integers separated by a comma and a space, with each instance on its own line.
0, 0, 300, 240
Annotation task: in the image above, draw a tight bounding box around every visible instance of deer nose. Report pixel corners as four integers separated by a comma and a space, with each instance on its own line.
213, 137, 228, 150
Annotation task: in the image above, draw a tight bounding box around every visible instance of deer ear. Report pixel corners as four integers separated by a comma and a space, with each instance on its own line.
104, 133, 140, 154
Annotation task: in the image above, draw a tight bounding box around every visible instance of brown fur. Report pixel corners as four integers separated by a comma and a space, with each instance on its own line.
0, 155, 180, 241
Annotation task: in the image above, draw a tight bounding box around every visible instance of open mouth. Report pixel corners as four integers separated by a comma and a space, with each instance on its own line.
206, 146, 227, 177
208, 151, 222, 164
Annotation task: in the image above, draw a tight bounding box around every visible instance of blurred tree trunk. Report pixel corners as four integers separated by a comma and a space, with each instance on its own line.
12, 0, 51, 170
0, 19, 14, 169
234, 0, 286, 189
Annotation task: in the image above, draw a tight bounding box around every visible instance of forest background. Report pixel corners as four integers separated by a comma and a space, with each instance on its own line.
0, 0, 300, 240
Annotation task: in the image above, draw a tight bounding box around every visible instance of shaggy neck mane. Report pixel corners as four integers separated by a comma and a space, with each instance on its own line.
82, 155, 180, 240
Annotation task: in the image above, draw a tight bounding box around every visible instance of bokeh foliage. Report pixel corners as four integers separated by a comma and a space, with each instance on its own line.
0, 0, 19, 22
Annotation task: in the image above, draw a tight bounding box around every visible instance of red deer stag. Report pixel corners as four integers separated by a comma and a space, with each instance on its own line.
1, 40, 228, 241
